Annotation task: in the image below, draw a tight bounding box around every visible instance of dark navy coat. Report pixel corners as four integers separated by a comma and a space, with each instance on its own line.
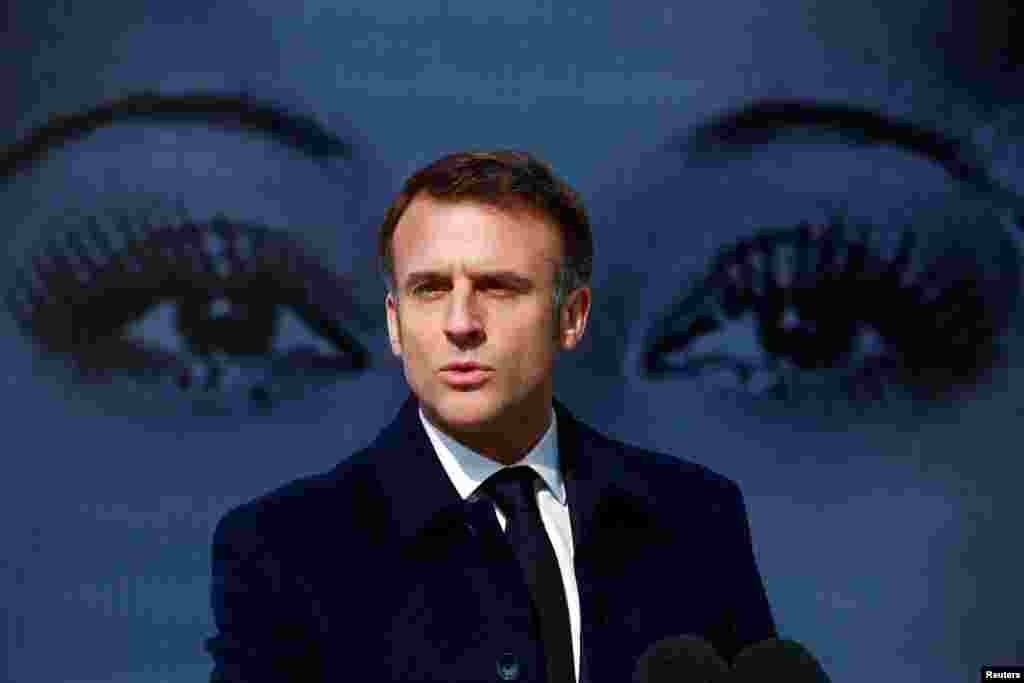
206, 392, 777, 682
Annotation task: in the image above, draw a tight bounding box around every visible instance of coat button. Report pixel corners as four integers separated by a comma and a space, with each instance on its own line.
495, 652, 521, 680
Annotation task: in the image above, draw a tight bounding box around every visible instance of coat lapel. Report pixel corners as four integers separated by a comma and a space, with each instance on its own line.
365, 391, 659, 557
363, 391, 663, 683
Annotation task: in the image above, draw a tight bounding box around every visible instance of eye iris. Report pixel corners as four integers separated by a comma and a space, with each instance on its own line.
761, 303, 859, 370
177, 294, 276, 356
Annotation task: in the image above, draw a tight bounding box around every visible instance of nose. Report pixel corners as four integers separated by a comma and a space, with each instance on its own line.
443, 287, 485, 343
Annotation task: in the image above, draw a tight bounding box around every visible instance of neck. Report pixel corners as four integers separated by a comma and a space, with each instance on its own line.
426, 393, 553, 467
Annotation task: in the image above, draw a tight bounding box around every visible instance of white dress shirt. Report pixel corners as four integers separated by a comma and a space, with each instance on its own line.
419, 404, 581, 683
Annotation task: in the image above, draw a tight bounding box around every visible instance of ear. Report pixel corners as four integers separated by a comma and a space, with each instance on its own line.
558, 286, 591, 351
385, 292, 403, 357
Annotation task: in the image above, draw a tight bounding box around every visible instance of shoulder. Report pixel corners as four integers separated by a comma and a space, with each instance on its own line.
585, 430, 758, 554
210, 446, 384, 552
580, 419, 747, 515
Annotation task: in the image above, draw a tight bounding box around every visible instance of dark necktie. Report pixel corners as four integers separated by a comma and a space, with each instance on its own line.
481, 466, 575, 683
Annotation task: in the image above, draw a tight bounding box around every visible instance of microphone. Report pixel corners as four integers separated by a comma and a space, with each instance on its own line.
631, 634, 729, 683
729, 638, 831, 682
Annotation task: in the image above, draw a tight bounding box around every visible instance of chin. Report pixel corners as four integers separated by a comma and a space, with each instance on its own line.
431, 390, 503, 426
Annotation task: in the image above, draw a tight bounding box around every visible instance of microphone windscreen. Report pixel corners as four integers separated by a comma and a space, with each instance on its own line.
730, 638, 831, 682
631, 634, 729, 683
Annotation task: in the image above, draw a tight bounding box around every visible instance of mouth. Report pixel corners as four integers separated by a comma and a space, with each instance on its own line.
440, 368, 492, 388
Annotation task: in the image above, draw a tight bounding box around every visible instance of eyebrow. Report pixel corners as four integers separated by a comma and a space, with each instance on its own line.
678, 98, 998, 193
0, 91, 353, 184
403, 270, 534, 290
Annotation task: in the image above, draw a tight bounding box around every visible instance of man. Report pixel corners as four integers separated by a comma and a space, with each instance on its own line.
205, 149, 777, 682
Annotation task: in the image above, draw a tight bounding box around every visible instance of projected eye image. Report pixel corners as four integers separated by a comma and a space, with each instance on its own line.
629, 99, 1024, 426
1, 93, 380, 418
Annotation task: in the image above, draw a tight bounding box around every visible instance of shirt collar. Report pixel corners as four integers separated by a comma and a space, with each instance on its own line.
418, 402, 565, 505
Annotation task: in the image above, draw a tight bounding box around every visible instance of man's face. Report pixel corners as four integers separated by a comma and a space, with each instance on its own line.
385, 195, 586, 446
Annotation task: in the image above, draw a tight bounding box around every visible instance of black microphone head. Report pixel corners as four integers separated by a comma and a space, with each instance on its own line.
730, 638, 831, 682
631, 634, 729, 683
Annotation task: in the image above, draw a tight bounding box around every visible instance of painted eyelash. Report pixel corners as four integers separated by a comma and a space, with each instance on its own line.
3, 203, 370, 374
643, 218, 1016, 403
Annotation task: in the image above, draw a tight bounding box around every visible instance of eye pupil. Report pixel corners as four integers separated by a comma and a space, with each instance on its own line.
756, 295, 859, 369
177, 294, 277, 356
249, 385, 271, 403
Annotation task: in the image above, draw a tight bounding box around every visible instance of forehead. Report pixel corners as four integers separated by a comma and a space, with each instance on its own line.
391, 195, 561, 271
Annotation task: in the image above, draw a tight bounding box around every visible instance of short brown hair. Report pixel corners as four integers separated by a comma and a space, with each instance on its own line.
377, 149, 593, 325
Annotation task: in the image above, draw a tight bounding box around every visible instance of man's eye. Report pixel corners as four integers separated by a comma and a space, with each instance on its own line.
414, 283, 442, 294
413, 283, 513, 295
638, 217, 1022, 422
4, 207, 371, 414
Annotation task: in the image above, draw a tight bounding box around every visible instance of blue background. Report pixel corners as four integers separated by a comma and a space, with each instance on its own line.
3, 1, 1022, 680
